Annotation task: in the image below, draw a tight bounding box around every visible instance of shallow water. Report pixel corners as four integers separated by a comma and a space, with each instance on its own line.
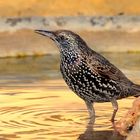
0, 53, 140, 140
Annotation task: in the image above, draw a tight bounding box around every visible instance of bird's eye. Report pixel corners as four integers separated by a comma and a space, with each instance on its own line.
59, 35, 65, 40
59, 35, 69, 41
65, 37, 69, 41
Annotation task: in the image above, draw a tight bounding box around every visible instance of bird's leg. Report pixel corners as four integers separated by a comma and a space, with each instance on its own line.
111, 99, 118, 123
85, 101, 95, 118
85, 101, 95, 125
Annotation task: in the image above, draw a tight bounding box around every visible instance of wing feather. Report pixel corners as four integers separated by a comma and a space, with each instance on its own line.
86, 52, 131, 84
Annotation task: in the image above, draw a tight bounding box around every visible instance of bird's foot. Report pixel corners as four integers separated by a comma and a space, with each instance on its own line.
111, 121, 117, 130
110, 118, 117, 123
109, 116, 118, 131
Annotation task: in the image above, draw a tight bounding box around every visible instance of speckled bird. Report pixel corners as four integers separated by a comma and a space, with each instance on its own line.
35, 29, 140, 122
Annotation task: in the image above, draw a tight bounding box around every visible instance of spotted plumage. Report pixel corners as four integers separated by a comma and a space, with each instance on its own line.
35, 29, 140, 122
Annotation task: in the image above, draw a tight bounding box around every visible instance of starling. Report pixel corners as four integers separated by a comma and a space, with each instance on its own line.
35, 29, 140, 122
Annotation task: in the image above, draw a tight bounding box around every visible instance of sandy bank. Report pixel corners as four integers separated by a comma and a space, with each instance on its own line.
0, 16, 140, 57
1, 16, 140, 32
0, 0, 140, 16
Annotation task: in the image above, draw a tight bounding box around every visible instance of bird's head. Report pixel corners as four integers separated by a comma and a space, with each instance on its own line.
35, 29, 87, 53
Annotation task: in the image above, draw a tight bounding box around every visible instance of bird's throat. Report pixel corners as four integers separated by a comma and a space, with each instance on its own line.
60, 51, 81, 65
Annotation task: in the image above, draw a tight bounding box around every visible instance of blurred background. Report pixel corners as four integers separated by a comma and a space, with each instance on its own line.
1, 0, 140, 56
0, 0, 140, 140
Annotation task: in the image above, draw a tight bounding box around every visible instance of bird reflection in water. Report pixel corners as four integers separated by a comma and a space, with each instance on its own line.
78, 118, 125, 140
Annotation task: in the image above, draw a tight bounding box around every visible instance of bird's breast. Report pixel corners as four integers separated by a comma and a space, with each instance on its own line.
60, 59, 123, 102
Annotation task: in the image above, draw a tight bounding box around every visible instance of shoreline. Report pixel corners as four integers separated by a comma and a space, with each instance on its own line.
0, 16, 140, 57
0, 16, 140, 32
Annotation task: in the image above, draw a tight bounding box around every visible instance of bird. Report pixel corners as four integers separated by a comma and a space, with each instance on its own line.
35, 29, 140, 123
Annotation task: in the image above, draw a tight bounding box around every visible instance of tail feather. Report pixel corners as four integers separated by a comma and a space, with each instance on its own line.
132, 84, 140, 97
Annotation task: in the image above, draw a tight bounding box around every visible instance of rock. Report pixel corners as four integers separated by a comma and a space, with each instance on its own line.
115, 97, 140, 138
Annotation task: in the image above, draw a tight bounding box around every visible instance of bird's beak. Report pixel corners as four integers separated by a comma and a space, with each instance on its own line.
35, 30, 56, 40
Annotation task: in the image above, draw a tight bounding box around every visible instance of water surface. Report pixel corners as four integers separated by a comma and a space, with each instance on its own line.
0, 53, 140, 140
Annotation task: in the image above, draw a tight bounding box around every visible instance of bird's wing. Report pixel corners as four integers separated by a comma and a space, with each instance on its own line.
87, 52, 131, 84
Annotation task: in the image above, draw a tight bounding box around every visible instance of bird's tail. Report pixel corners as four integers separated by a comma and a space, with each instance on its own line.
132, 84, 140, 97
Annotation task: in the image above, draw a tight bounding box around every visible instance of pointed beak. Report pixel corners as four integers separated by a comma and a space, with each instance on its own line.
35, 30, 56, 39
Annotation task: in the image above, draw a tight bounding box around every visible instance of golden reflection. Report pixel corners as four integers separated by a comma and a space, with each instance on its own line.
0, 82, 135, 140
0, 53, 139, 139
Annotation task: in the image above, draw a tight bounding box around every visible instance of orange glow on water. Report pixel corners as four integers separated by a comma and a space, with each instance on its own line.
0, 79, 135, 140
0, 53, 139, 139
